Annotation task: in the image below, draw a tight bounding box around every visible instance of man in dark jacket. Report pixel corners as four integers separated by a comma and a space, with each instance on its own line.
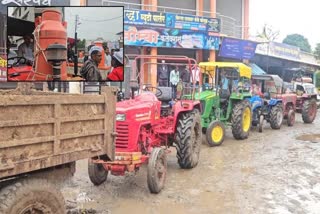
80, 46, 103, 81
157, 60, 169, 86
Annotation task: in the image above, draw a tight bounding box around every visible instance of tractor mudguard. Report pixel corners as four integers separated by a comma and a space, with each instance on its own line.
268, 99, 282, 107
248, 96, 263, 112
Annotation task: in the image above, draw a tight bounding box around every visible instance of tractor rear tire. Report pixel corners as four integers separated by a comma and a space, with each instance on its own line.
287, 109, 295, 126
231, 100, 252, 140
175, 109, 202, 169
0, 178, 65, 214
206, 121, 225, 146
88, 159, 108, 186
302, 99, 317, 123
270, 104, 283, 129
147, 148, 167, 194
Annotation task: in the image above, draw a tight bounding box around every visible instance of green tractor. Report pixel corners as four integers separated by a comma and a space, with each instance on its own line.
197, 62, 253, 146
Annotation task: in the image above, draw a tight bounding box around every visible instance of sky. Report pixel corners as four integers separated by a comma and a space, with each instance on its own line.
64, 7, 123, 41
249, 0, 320, 50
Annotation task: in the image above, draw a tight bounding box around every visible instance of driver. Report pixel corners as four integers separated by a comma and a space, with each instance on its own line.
17, 34, 34, 65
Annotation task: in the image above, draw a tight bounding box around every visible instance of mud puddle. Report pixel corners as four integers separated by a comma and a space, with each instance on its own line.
296, 134, 320, 143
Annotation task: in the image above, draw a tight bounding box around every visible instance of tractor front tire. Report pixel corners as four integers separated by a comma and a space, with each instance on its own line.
287, 109, 295, 126
175, 109, 202, 169
258, 115, 264, 133
231, 100, 252, 140
0, 178, 65, 214
270, 104, 283, 129
302, 99, 317, 123
206, 121, 225, 146
147, 148, 167, 194
88, 159, 108, 186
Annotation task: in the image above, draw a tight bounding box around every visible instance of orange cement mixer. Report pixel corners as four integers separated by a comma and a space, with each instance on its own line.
34, 9, 67, 80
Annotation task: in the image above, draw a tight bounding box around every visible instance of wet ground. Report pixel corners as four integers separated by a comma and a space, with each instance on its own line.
62, 110, 320, 214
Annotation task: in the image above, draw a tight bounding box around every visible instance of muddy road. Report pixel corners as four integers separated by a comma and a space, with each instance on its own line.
62, 110, 320, 214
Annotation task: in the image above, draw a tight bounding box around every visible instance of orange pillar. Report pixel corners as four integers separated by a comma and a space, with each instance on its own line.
142, 0, 158, 87
196, 0, 203, 63
209, 0, 216, 62
243, 0, 250, 40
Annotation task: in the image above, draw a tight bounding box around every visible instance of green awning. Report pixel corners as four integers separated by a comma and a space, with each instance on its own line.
250, 63, 266, 75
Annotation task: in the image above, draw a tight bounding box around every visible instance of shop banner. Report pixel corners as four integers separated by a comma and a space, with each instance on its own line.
124, 9, 166, 27
269, 42, 300, 61
124, 25, 220, 50
165, 13, 220, 32
0, 55, 7, 81
124, 9, 220, 33
219, 37, 258, 60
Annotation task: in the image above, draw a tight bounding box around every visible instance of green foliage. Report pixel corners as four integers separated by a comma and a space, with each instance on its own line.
282, 34, 311, 53
76, 39, 86, 49
314, 43, 320, 60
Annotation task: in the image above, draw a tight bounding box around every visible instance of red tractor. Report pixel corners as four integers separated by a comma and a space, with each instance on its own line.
88, 55, 202, 193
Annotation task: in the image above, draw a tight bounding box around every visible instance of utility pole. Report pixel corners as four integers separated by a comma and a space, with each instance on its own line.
74, 14, 79, 76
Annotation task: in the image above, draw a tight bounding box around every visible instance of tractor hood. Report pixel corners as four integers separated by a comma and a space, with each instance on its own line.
196, 90, 217, 100
116, 92, 158, 112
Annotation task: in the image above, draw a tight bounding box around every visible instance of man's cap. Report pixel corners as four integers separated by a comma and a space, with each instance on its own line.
113, 48, 123, 64
89, 46, 103, 56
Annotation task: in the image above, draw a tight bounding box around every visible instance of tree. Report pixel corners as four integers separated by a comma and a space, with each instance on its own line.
256, 24, 280, 42
76, 39, 86, 49
314, 43, 320, 60
282, 34, 311, 53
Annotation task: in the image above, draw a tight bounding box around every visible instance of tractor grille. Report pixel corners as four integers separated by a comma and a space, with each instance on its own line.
116, 123, 129, 148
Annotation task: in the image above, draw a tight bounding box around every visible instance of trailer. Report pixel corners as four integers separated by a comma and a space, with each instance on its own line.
0, 85, 117, 214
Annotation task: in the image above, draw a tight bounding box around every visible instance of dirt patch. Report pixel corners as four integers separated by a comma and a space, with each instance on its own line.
296, 134, 320, 143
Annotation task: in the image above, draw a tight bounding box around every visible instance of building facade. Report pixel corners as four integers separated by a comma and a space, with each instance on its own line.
86, 0, 250, 85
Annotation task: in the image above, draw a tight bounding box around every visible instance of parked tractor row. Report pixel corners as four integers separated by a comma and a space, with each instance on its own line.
87, 55, 318, 195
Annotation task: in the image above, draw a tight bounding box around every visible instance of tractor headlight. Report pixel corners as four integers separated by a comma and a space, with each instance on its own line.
116, 114, 126, 121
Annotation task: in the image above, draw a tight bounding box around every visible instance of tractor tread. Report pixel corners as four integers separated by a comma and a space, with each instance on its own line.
231, 100, 251, 140
175, 109, 202, 169
302, 99, 317, 123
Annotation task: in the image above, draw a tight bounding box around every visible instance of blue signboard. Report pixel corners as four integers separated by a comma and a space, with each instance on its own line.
219, 38, 258, 60
124, 9, 220, 33
124, 9, 166, 27
165, 13, 220, 32
124, 25, 220, 50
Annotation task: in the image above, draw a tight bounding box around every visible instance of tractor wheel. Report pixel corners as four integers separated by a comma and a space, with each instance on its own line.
302, 99, 317, 123
88, 159, 108, 185
147, 148, 167, 194
0, 178, 65, 214
175, 109, 202, 169
206, 121, 225, 146
270, 104, 283, 129
287, 109, 295, 126
231, 100, 252, 140
258, 115, 264, 133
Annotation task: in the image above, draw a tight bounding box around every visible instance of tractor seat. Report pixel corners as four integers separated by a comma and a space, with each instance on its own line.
157, 87, 173, 109
220, 89, 230, 103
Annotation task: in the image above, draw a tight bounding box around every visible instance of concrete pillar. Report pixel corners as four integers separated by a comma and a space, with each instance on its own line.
142, 0, 158, 87
243, 0, 250, 40
196, 0, 203, 63
209, 0, 216, 62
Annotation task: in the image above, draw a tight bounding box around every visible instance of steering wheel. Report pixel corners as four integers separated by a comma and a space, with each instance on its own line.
7, 56, 28, 67
144, 86, 163, 97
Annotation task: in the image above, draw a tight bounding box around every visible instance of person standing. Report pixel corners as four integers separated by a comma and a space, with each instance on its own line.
157, 60, 169, 86
191, 66, 200, 87
107, 49, 124, 81
80, 46, 103, 81
170, 65, 180, 99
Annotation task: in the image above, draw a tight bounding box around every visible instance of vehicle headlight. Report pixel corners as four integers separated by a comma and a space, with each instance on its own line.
116, 114, 126, 121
